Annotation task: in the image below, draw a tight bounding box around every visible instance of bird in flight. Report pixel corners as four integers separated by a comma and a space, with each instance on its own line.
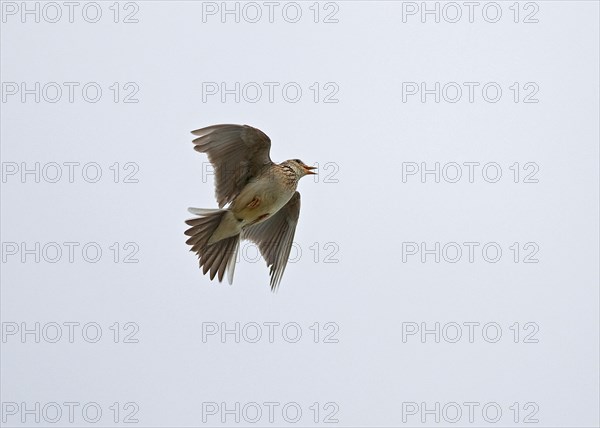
185, 124, 316, 291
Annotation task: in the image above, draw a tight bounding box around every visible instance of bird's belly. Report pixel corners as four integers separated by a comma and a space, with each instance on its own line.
233, 178, 295, 224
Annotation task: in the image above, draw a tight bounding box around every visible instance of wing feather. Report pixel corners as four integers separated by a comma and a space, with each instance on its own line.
191, 124, 273, 208
242, 192, 301, 291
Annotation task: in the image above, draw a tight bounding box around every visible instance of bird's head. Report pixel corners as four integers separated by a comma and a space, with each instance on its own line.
285, 159, 317, 178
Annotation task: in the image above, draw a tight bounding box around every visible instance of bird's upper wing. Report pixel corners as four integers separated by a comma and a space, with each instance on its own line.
191, 124, 273, 208
242, 192, 301, 291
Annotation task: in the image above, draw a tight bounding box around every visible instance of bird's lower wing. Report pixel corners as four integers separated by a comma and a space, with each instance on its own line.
242, 192, 301, 291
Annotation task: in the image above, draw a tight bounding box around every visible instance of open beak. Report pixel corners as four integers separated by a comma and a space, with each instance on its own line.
304, 165, 318, 175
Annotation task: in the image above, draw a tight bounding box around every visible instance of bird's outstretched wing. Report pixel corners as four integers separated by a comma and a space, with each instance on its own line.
242, 192, 301, 291
191, 124, 273, 208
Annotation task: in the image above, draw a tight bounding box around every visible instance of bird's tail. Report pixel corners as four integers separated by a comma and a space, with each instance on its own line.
185, 208, 241, 284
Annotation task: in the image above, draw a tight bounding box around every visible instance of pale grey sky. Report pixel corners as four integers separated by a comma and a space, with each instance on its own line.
1, 1, 598, 426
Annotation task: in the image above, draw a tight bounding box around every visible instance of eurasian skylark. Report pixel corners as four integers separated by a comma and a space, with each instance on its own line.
185, 124, 316, 291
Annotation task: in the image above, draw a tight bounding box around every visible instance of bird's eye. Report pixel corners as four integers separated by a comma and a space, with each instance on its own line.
293, 159, 301, 163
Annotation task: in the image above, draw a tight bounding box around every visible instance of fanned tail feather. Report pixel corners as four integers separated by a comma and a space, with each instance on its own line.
185, 209, 240, 284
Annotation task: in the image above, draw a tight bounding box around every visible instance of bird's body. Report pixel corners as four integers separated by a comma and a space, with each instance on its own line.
205, 165, 299, 244
231, 164, 298, 224
185, 124, 315, 291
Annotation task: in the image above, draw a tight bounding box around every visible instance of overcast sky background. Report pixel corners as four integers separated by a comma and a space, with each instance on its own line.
1, 1, 599, 427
